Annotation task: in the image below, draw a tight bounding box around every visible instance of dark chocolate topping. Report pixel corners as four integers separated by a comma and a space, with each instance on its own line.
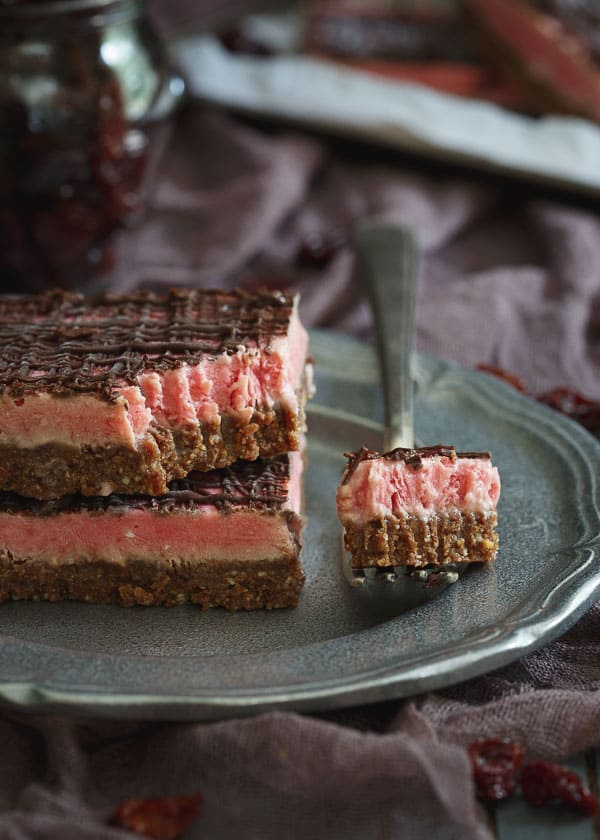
0, 288, 295, 400
0, 454, 293, 516
342, 445, 492, 484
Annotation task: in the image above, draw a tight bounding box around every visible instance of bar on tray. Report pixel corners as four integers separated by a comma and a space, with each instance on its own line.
0, 288, 313, 500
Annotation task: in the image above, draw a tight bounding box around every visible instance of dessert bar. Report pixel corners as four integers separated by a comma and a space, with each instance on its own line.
304, 1, 526, 109
0, 453, 305, 611
0, 288, 312, 500
465, 0, 600, 123
337, 445, 500, 569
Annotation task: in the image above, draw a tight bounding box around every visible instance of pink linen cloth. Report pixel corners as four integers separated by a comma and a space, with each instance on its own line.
1, 2, 600, 837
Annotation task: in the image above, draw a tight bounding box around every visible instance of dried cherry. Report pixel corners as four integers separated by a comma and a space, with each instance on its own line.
476, 364, 527, 393
537, 388, 600, 438
295, 229, 346, 269
218, 27, 273, 57
468, 738, 525, 801
521, 761, 598, 816
111, 793, 202, 840
475, 365, 600, 441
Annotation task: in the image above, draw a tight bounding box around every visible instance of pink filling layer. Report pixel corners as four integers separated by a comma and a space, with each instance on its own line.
0, 394, 137, 448
0, 509, 295, 564
0, 308, 309, 449
337, 455, 501, 524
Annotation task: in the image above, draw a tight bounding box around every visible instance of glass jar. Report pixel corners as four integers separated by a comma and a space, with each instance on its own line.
0, 0, 185, 291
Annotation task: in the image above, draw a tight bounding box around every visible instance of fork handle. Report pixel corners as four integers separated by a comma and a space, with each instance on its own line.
355, 222, 419, 451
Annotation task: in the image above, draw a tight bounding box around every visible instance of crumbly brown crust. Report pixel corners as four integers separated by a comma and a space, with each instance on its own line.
0, 455, 298, 516
344, 510, 499, 568
0, 553, 305, 611
0, 401, 305, 500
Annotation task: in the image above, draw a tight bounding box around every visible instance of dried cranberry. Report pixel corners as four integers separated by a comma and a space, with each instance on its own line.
295, 229, 346, 269
97, 133, 149, 220
243, 275, 290, 292
521, 761, 598, 816
538, 388, 600, 439
476, 364, 527, 393
218, 27, 273, 57
94, 73, 127, 161
111, 793, 202, 840
468, 738, 525, 801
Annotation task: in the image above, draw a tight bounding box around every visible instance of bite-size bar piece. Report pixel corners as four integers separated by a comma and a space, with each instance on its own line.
0, 288, 312, 500
337, 445, 500, 569
0, 453, 305, 611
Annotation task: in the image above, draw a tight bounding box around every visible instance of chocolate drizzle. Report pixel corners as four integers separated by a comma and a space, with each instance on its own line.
0, 288, 295, 400
0, 454, 293, 517
342, 445, 492, 484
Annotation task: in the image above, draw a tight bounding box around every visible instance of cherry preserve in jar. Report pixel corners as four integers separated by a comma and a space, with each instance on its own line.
0, 0, 185, 291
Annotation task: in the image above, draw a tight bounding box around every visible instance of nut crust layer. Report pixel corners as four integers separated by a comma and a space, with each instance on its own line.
0, 553, 305, 611
344, 510, 499, 568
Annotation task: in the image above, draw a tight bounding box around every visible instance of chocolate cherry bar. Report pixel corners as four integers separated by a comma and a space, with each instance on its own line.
0, 288, 312, 500
337, 445, 500, 569
465, 0, 600, 123
0, 453, 305, 611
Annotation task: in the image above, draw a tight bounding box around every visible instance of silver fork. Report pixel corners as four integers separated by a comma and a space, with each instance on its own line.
342, 221, 461, 593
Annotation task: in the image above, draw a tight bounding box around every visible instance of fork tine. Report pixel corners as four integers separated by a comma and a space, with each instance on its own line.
350, 570, 367, 587
408, 569, 429, 582
343, 528, 463, 592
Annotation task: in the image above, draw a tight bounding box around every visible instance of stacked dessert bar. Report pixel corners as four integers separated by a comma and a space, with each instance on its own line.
0, 288, 313, 610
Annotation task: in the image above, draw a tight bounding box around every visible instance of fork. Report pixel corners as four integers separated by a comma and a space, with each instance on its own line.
342, 221, 461, 592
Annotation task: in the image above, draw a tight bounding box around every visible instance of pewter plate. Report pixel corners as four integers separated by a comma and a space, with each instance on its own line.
0, 330, 599, 720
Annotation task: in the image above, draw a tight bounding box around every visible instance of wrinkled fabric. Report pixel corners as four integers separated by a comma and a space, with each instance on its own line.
0, 712, 492, 840
2, 1, 600, 836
